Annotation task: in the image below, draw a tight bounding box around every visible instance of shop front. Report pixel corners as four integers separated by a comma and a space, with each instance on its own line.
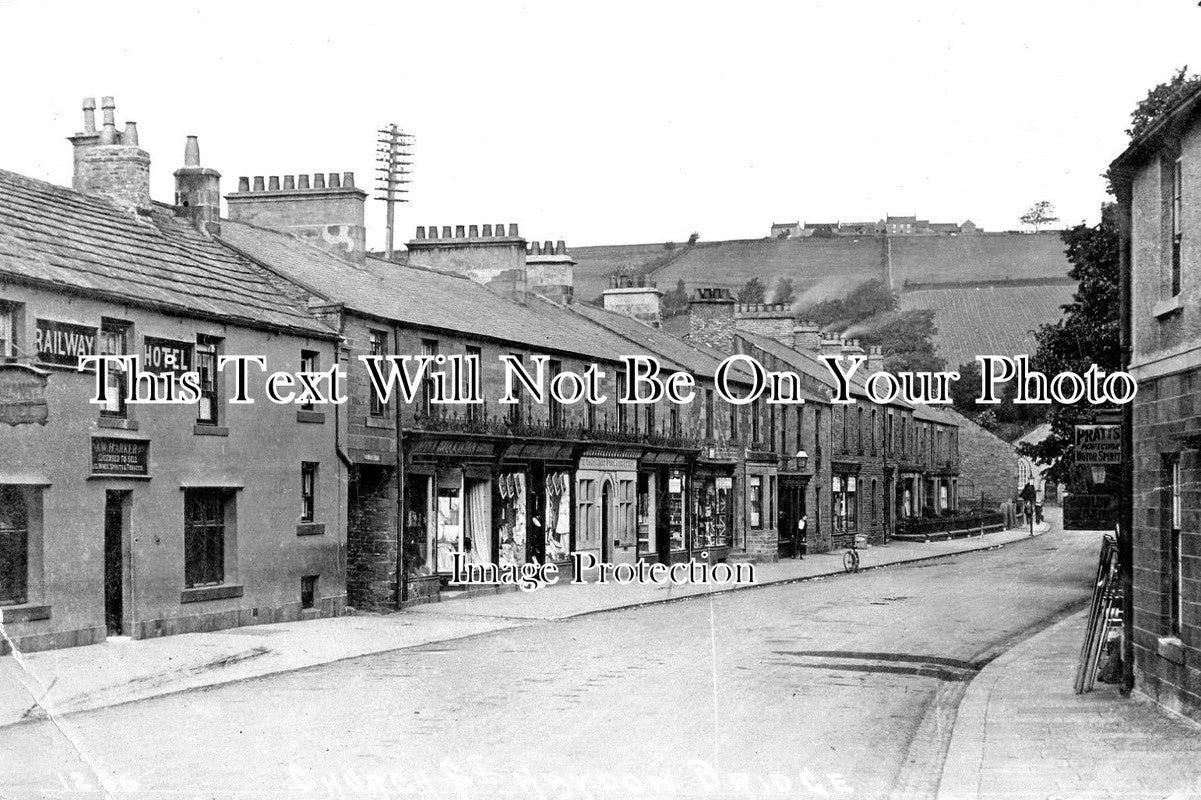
577, 449, 640, 569
693, 459, 736, 563
639, 451, 692, 564
777, 475, 809, 559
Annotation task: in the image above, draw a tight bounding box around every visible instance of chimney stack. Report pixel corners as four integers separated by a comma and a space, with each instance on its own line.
866, 345, 885, 373
174, 135, 222, 235
791, 321, 822, 353
687, 287, 737, 352
820, 334, 845, 357
70, 96, 152, 213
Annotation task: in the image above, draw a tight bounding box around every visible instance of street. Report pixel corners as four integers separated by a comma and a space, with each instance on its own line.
0, 528, 1100, 800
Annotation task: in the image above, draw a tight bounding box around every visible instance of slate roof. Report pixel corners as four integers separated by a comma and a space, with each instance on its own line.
734, 329, 898, 407
569, 302, 760, 388
899, 284, 1074, 369
0, 169, 334, 337
220, 220, 662, 365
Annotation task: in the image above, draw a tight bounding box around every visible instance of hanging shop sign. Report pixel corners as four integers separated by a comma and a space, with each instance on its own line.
34, 319, 97, 367
143, 337, 194, 375
1063, 493, 1117, 531
1075, 425, 1121, 466
0, 364, 49, 426
91, 437, 150, 477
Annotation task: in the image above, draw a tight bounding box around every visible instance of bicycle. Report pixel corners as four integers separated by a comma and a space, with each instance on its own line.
843, 539, 860, 573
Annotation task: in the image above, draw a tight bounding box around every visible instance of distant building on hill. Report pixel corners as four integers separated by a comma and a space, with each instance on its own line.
770, 215, 982, 239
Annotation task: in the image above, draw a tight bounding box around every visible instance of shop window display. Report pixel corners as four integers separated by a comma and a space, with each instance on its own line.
667, 469, 685, 551
544, 471, 572, 562
498, 472, 527, 566
694, 478, 732, 549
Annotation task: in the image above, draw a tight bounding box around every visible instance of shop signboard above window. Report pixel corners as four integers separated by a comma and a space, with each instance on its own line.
91, 436, 150, 477
143, 337, 194, 375
0, 364, 49, 426
34, 318, 97, 368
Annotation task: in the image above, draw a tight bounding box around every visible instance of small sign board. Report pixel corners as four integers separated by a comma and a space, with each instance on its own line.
143, 337, 194, 375
1063, 493, 1117, 531
1075, 424, 1121, 466
716, 476, 733, 490
0, 364, 49, 426
35, 319, 97, 367
91, 437, 150, 477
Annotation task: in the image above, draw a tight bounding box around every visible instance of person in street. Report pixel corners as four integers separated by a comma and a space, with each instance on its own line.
797, 514, 808, 560
1020, 481, 1037, 531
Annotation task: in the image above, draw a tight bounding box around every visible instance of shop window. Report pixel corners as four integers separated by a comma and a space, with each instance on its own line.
404, 473, 431, 577
1167, 454, 1183, 636
99, 319, 131, 417
300, 462, 318, 522
497, 472, 526, 566
369, 330, 387, 416
832, 474, 858, 533
545, 472, 572, 561
750, 475, 763, 529
301, 575, 317, 610
637, 473, 652, 554
421, 339, 439, 419
666, 470, 685, 551
0, 301, 20, 360
299, 350, 319, 411
695, 477, 732, 549
184, 488, 230, 588
0, 486, 29, 605
196, 336, 222, 426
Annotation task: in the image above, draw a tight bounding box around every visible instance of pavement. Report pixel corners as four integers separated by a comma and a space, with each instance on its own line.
938, 609, 1201, 800
0, 520, 1049, 731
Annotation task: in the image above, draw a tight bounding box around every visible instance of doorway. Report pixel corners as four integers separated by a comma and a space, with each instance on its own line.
103, 491, 129, 636
600, 481, 611, 562
778, 482, 807, 559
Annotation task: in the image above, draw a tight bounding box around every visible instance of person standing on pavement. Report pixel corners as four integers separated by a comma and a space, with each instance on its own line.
1020, 481, 1037, 527
797, 514, 808, 560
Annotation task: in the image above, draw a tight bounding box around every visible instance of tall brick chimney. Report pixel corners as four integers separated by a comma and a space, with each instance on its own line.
70, 96, 151, 213
687, 287, 736, 352
173, 136, 221, 235
226, 171, 367, 263
602, 273, 663, 327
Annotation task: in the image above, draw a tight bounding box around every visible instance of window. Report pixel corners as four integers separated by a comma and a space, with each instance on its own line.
0, 486, 29, 605
1168, 455, 1183, 636
815, 409, 823, 469
644, 403, 656, 435
184, 489, 228, 588
832, 474, 858, 533
421, 339, 439, 419
872, 479, 878, 522
841, 407, 848, 452
768, 476, 776, 529
299, 350, 319, 411
618, 480, 635, 544
99, 320, 130, 417
795, 407, 804, 454
751, 399, 761, 443
0, 302, 17, 360
465, 345, 482, 422
548, 359, 563, 428
871, 409, 877, 455
196, 336, 222, 425
369, 331, 387, 416
508, 353, 525, 426
616, 371, 628, 431
301, 462, 318, 522
577, 479, 595, 546
705, 389, 715, 439
749, 475, 763, 529
1172, 156, 1183, 297
857, 407, 864, 454
670, 405, 680, 437
730, 399, 738, 440
301, 575, 318, 610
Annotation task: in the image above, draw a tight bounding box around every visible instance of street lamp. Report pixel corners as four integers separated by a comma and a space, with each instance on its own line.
795, 450, 808, 471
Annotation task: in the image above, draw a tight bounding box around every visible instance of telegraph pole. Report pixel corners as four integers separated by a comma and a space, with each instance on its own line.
375, 124, 414, 260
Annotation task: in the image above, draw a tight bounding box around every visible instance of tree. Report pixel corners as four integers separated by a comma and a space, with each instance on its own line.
1020, 201, 1060, 233
802, 279, 897, 329
1127, 65, 1201, 141
688, 231, 700, 245
739, 277, 766, 304
1016, 204, 1121, 484
771, 276, 796, 306
661, 279, 689, 318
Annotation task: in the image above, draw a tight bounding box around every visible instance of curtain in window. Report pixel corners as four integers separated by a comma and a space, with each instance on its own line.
464, 478, 491, 566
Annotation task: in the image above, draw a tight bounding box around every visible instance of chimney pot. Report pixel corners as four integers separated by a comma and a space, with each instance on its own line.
442, 226, 452, 239
328, 172, 341, 188
238, 176, 250, 192
543, 240, 553, 254
556, 240, 566, 254
183, 135, 200, 167
509, 223, 519, 237
416, 226, 426, 239
121, 121, 139, 146
298, 174, 310, 189
283, 175, 295, 190
268, 176, 280, 191
496, 223, 506, 237
482, 224, 493, 237
468, 224, 479, 238
343, 172, 355, 188
252, 176, 265, 192
82, 97, 97, 134
313, 173, 326, 189
455, 225, 466, 238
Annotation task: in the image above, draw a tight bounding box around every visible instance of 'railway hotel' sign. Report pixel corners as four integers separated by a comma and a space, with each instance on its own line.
35, 318, 96, 367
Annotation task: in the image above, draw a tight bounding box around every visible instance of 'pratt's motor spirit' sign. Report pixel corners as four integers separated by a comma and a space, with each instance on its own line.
35, 319, 96, 367
1075, 424, 1122, 466
91, 437, 150, 477
0, 364, 49, 426
143, 337, 193, 375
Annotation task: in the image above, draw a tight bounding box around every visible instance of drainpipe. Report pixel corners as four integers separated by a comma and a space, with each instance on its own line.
394, 327, 406, 608
1117, 185, 1135, 697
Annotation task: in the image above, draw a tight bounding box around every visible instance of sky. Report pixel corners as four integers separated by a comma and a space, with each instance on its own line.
0, 0, 1198, 250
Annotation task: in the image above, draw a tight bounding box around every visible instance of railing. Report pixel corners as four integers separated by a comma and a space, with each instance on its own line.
893, 510, 1006, 541
410, 409, 703, 450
